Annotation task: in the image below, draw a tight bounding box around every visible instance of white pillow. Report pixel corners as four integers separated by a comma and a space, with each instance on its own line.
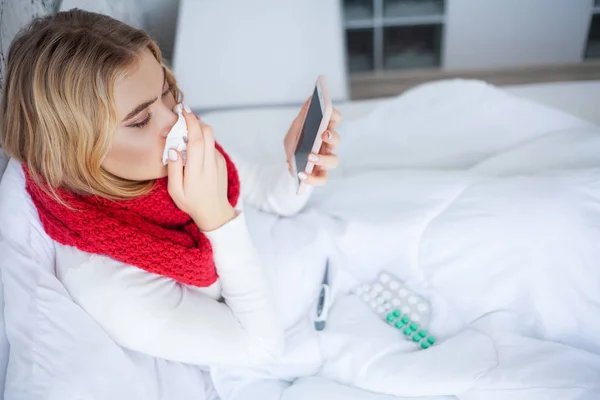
0, 161, 216, 400
0, 149, 8, 180
0, 271, 9, 399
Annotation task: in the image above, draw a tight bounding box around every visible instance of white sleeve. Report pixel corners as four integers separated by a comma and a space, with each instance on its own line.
60, 212, 284, 367
229, 152, 313, 217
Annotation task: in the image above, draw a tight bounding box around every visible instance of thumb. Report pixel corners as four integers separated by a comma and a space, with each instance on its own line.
167, 149, 184, 202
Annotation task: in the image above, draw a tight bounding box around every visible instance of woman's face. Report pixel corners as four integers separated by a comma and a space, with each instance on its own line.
102, 49, 178, 181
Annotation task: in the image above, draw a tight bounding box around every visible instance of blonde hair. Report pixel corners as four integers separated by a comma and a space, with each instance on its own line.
0, 9, 182, 199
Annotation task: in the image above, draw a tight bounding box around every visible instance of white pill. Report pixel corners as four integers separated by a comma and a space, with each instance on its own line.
382, 291, 392, 300
379, 273, 390, 282
353, 286, 364, 295
373, 284, 383, 292
361, 294, 370, 302
411, 314, 421, 322
376, 296, 385, 304
361, 284, 371, 292
392, 299, 401, 307
408, 296, 418, 304
369, 289, 379, 298
418, 303, 429, 312
401, 306, 411, 314
376, 306, 385, 313
369, 300, 378, 308
398, 288, 409, 297
383, 302, 392, 311
389, 281, 400, 290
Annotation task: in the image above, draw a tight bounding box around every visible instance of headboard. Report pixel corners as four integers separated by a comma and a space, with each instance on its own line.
0, 0, 59, 178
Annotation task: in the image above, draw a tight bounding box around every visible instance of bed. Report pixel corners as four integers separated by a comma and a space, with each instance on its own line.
1, 79, 600, 400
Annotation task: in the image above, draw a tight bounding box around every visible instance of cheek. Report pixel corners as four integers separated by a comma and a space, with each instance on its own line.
110, 133, 160, 162
102, 128, 166, 181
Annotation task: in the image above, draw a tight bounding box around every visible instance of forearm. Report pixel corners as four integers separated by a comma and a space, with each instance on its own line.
60, 213, 283, 367
229, 151, 313, 216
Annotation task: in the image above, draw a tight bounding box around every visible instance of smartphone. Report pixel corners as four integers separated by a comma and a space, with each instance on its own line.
288, 76, 333, 195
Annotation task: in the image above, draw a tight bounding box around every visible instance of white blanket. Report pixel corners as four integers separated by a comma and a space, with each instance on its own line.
2, 80, 599, 400
210, 80, 600, 400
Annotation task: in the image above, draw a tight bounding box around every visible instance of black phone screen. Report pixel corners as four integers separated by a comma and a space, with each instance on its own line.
294, 86, 323, 184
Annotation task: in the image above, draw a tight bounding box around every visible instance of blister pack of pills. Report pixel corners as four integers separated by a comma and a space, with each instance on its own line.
352, 271, 436, 349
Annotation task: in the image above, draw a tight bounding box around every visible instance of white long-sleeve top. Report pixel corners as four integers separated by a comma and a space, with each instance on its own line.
54, 154, 311, 367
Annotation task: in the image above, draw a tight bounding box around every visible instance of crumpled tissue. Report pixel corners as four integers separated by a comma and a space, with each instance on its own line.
162, 103, 188, 165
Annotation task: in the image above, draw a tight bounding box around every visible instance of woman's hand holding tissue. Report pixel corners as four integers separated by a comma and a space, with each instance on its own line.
284, 98, 342, 186
167, 106, 235, 232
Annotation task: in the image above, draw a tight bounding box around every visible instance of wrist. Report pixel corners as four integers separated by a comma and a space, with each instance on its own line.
194, 204, 237, 232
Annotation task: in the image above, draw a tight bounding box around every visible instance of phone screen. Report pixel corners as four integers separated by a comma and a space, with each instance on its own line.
294, 86, 323, 184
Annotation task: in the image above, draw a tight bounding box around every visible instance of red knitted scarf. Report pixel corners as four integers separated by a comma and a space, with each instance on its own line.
24, 143, 240, 287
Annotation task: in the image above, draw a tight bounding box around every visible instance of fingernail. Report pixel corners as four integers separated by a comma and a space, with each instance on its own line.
168, 149, 178, 161
298, 172, 308, 180
323, 131, 332, 140
183, 104, 192, 113
308, 154, 319, 162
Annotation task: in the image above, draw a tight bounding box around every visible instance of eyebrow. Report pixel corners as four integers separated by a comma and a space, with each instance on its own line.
121, 67, 167, 123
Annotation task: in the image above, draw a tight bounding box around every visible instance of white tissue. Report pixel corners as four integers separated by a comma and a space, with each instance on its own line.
162, 103, 188, 165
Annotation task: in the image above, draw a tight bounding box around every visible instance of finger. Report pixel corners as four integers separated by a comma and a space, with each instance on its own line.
328, 109, 342, 130
166, 149, 185, 201
199, 122, 216, 166
300, 96, 311, 115
299, 169, 328, 187
292, 96, 311, 128
321, 130, 340, 151
182, 104, 201, 143
182, 104, 204, 171
308, 153, 339, 169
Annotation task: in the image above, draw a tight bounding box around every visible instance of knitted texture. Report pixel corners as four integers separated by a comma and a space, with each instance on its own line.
24, 143, 240, 287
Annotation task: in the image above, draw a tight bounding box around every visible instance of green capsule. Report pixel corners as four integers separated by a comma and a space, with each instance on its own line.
421, 341, 430, 349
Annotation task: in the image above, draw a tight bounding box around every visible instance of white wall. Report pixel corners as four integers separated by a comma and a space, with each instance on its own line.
59, 0, 180, 62
172, 0, 348, 110
139, 0, 180, 62
443, 0, 593, 70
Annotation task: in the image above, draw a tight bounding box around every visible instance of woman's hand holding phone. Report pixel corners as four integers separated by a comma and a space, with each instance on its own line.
167, 107, 236, 232
284, 97, 342, 187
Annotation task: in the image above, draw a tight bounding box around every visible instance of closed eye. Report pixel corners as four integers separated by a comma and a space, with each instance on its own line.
127, 84, 172, 129
128, 114, 152, 129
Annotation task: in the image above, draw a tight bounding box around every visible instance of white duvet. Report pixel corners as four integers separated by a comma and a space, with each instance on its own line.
210, 80, 600, 400
1, 80, 599, 400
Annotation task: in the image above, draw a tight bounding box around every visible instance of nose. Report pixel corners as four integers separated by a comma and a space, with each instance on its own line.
158, 105, 178, 138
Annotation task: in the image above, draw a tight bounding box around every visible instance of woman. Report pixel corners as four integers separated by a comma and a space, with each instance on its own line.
0, 9, 341, 367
